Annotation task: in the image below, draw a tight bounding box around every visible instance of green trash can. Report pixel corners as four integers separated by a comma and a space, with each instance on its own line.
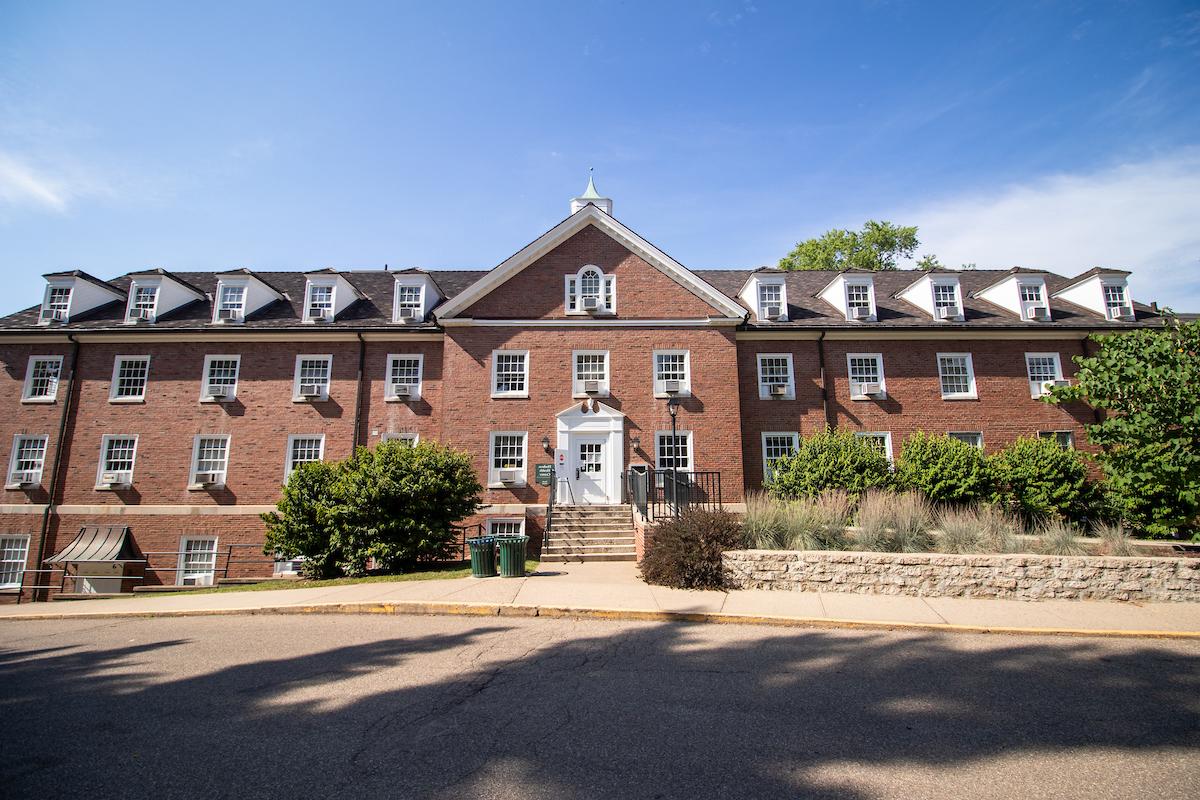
467, 536, 498, 578
496, 536, 528, 578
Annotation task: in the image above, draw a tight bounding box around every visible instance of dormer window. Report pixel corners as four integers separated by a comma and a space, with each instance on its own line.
215, 284, 246, 323
566, 266, 615, 315
845, 282, 875, 321
1103, 283, 1132, 320
757, 282, 786, 321
305, 283, 334, 322
40, 286, 72, 323
395, 284, 424, 323
931, 281, 963, 321
127, 285, 159, 322
1018, 282, 1050, 321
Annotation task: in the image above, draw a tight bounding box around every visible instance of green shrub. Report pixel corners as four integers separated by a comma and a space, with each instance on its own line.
853, 491, 934, 552
641, 510, 743, 589
769, 429, 892, 500
262, 440, 482, 579
895, 431, 992, 504
989, 436, 1094, 522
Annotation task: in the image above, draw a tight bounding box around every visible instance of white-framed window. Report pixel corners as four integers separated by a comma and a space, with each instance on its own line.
97, 435, 138, 488
7, 435, 48, 487
572, 350, 610, 397
855, 431, 893, 462
127, 284, 159, 322
653, 350, 691, 397
1019, 283, 1043, 304
565, 265, 616, 314
1018, 281, 1048, 320
488, 518, 525, 537
936, 353, 977, 399
177, 536, 218, 587
949, 431, 984, 449
846, 353, 885, 399
189, 435, 230, 488
655, 431, 694, 476
1025, 352, 1063, 398
41, 285, 72, 323
109, 356, 150, 402
932, 282, 959, 309
285, 434, 325, 477
845, 281, 875, 320
305, 283, 335, 321
761, 432, 799, 483
215, 283, 247, 323
0, 534, 31, 589
1039, 430, 1075, 449
22, 356, 63, 402
381, 432, 419, 446
385, 354, 424, 401
491, 351, 529, 398
757, 282, 786, 321
756, 353, 795, 400
488, 432, 528, 487
394, 283, 424, 322
1103, 283, 1131, 318
293, 355, 332, 401
201, 355, 241, 401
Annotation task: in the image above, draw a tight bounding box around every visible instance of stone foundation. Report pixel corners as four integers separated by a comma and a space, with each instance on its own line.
722, 550, 1200, 603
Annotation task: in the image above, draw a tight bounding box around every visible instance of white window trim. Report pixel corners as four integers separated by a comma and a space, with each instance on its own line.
572, 350, 611, 398
303, 280, 338, 323
7, 434, 48, 488
755, 280, 788, 322
109, 355, 151, 403
385, 353, 425, 401
176, 536, 219, 587
756, 353, 796, 400
1018, 280, 1049, 320
213, 280, 248, 324
487, 517, 526, 537
652, 349, 692, 398
21, 355, 63, 403
0, 534, 31, 590
200, 354, 241, 402
188, 434, 231, 490
761, 431, 800, 484
1039, 430, 1076, 449
96, 434, 138, 490
292, 354, 333, 402
936, 352, 978, 400
488, 431, 529, 488
1025, 352, 1064, 398
1101, 281, 1133, 319
846, 352, 886, 400
490, 350, 530, 399
855, 431, 894, 462
844, 280, 877, 321
930, 279, 963, 319
564, 265, 616, 315
654, 430, 695, 473
949, 431, 984, 450
125, 282, 160, 324
393, 281, 425, 323
284, 434, 326, 479
40, 283, 73, 324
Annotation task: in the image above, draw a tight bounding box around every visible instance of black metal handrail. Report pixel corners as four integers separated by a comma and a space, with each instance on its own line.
628, 469, 722, 521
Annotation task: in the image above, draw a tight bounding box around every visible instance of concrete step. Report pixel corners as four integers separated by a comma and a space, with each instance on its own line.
540, 552, 636, 563
546, 535, 636, 546
555, 504, 630, 511
133, 585, 205, 593
544, 541, 636, 552
50, 593, 130, 601
552, 514, 633, 524
552, 527, 637, 537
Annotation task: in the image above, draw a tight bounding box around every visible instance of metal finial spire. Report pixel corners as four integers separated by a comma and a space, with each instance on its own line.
581, 167, 601, 199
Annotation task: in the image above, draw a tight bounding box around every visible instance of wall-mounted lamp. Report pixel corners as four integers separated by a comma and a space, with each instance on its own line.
541, 435, 551, 453
631, 435, 641, 451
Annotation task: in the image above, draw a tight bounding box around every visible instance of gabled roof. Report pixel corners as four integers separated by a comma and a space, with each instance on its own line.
433, 204, 747, 320
42, 270, 126, 297
892, 269, 961, 297
969, 267, 1052, 296
125, 268, 208, 298
215, 268, 287, 296
1051, 266, 1133, 296
812, 268, 879, 297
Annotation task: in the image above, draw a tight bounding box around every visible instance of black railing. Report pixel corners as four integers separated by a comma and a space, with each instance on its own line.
628, 469, 722, 521
451, 523, 484, 561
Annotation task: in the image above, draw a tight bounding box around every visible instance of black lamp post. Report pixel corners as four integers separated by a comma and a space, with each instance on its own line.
667, 397, 680, 516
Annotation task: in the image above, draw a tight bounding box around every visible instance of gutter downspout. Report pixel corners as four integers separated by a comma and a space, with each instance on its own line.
352, 333, 366, 449
34, 333, 80, 602
817, 331, 833, 430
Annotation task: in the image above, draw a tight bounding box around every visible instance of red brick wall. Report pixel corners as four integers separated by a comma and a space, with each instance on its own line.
463, 226, 726, 320
1, 342, 75, 510
358, 340, 443, 447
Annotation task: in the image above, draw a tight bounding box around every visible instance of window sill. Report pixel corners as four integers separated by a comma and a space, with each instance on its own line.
108, 397, 146, 404
20, 397, 57, 404
490, 394, 529, 400
488, 482, 528, 490
849, 395, 887, 402
385, 395, 419, 403
758, 394, 796, 401
94, 485, 131, 492
292, 396, 330, 403
653, 391, 692, 400
572, 392, 611, 400
187, 483, 226, 491
4, 483, 40, 491
199, 396, 236, 404
940, 395, 978, 401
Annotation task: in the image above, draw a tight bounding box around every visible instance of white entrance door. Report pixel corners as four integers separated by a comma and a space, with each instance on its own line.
572, 436, 607, 503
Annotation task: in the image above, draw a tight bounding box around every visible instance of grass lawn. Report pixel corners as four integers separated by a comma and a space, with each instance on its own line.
173, 559, 542, 595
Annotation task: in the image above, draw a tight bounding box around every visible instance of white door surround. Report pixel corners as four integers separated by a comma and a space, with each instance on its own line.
555, 400, 625, 505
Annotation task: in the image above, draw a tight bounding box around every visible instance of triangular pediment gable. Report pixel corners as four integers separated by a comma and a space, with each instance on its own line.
435, 205, 746, 320
555, 399, 625, 420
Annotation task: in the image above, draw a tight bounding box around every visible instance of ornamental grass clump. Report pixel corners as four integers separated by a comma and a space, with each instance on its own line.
744, 491, 851, 551
743, 491, 789, 549
935, 504, 1024, 554
1094, 521, 1138, 557
1035, 518, 1088, 556
853, 490, 934, 552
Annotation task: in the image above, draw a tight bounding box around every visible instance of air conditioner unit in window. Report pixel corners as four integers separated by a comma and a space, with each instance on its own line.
298, 384, 324, 399
582, 297, 600, 312
306, 307, 332, 322
217, 308, 242, 322
397, 308, 419, 322
1107, 306, 1136, 321
40, 308, 66, 322
498, 469, 520, 484
391, 383, 412, 398
935, 305, 962, 320
193, 471, 220, 487
6, 471, 37, 489
762, 305, 783, 320
662, 379, 681, 395
583, 380, 600, 394
852, 382, 883, 399
98, 471, 130, 488
1024, 304, 1051, 321
130, 307, 154, 321
769, 383, 788, 398
1051, 379, 1072, 388
206, 384, 229, 399
850, 306, 873, 320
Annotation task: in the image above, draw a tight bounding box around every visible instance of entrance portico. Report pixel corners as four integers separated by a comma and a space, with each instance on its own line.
555, 400, 625, 505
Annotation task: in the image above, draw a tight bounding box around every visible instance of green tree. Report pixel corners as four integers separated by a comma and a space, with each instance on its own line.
915, 254, 944, 271
769, 429, 893, 500
1050, 314, 1200, 539
262, 460, 342, 579
894, 431, 991, 504
988, 436, 1094, 523
779, 220, 920, 271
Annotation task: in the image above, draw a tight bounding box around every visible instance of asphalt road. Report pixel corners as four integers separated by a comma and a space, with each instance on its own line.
1, 615, 1198, 800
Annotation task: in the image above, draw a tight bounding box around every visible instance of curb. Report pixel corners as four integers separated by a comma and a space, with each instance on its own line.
2, 599, 1198, 639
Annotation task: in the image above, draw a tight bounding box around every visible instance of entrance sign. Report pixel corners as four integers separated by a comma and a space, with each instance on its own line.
534, 463, 555, 486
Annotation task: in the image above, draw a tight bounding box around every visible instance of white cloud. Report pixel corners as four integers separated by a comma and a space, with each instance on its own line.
896, 149, 1200, 311
0, 151, 71, 211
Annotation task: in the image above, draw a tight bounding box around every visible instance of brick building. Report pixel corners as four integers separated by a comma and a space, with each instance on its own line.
0, 181, 1154, 599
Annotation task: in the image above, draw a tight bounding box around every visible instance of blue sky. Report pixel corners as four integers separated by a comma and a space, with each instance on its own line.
2, 0, 1199, 310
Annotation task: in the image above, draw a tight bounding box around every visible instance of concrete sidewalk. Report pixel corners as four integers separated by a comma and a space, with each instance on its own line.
3, 561, 1199, 637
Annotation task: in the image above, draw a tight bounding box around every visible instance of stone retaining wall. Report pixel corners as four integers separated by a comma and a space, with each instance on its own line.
722, 550, 1200, 602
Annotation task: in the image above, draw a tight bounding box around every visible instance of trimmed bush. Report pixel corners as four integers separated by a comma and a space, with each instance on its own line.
262, 460, 342, 580
895, 431, 992, 504
989, 436, 1094, 522
769, 429, 892, 500
641, 509, 743, 589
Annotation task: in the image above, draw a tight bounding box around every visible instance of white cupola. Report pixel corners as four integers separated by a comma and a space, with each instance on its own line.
569, 171, 612, 215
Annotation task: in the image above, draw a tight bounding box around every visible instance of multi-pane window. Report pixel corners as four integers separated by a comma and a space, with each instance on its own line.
202, 356, 240, 399
1025, 353, 1063, 397
757, 354, 795, 399
217, 284, 246, 320
846, 283, 872, 315
937, 353, 976, 399
1019, 284, 1043, 304
395, 284, 423, 320
492, 351, 528, 397
933, 283, 959, 309
489, 432, 527, 485
0, 535, 30, 589
656, 433, 692, 472
566, 267, 615, 313
286, 435, 325, 476
855, 432, 892, 461
1039, 431, 1075, 449
177, 537, 218, 587
757, 283, 783, 319
306, 284, 334, 319
653, 350, 690, 396
98, 435, 138, 484
22, 356, 62, 402
762, 433, 799, 483
847, 353, 884, 397
129, 285, 158, 320
110, 356, 150, 401
386, 354, 423, 399
489, 519, 524, 537
42, 286, 71, 321
949, 432, 984, 449
190, 435, 230, 486
1104, 284, 1130, 317
574, 351, 609, 396
8, 435, 47, 485
294, 355, 332, 400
